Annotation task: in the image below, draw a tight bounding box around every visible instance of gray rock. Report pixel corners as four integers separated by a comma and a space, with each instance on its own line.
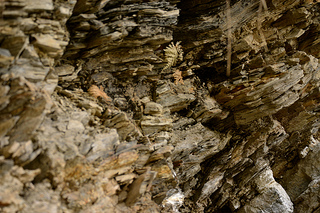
22, 180, 62, 213
196, 172, 225, 204
294, 178, 320, 213
85, 129, 120, 162
9, 59, 50, 82
55, 64, 75, 76
171, 123, 230, 183
193, 96, 225, 123
0, 48, 12, 57
156, 80, 196, 112
144, 102, 163, 115
33, 34, 62, 54
239, 168, 293, 213
67, 120, 85, 132
104, 111, 142, 140
140, 116, 173, 135
24, 0, 54, 12
157, 93, 196, 112
1, 35, 28, 57
215, 64, 306, 125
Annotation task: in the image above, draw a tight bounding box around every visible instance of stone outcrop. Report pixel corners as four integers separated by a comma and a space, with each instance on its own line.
63, 0, 180, 80
2, 0, 320, 213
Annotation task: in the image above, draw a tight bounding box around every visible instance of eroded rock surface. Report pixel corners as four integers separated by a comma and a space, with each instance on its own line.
2, 0, 320, 213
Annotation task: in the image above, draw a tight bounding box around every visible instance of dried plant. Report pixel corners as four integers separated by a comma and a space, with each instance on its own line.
260, 0, 268, 11
173, 69, 184, 85
225, 0, 268, 77
163, 41, 183, 71
257, 0, 268, 51
226, 0, 232, 77
88, 85, 111, 102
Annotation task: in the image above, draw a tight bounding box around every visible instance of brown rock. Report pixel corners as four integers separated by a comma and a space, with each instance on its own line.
24, 0, 54, 12
125, 172, 147, 207
140, 116, 173, 135
33, 34, 62, 54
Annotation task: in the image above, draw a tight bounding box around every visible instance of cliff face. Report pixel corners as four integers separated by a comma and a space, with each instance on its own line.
1, 0, 320, 212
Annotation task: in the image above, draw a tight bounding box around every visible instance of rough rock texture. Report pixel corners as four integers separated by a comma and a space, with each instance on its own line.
2, 0, 320, 212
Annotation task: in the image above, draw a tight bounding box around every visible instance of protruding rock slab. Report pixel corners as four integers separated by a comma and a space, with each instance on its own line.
239, 168, 294, 213
140, 116, 173, 135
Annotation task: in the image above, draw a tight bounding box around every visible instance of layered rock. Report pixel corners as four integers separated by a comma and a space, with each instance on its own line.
2, 0, 320, 213
0, 0, 75, 212
63, 0, 180, 81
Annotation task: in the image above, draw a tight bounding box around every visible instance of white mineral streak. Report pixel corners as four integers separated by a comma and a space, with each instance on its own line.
162, 188, 185, 213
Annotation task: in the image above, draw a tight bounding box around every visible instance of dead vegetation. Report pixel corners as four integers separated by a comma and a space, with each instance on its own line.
225, 0, 268, 77
88, 85, 111, 102
173, 69, 184, 85
163, 41, 183, 71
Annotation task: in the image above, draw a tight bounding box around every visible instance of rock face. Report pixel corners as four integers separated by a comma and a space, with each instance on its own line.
2, 0, 320, 212
64, 0, 180, 80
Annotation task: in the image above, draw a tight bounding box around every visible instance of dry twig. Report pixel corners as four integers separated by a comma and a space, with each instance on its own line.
226, 0, 232, 77
258, 0, 268, 51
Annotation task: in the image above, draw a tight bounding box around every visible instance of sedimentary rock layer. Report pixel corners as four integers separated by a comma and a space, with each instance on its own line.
1, 0, 320, 213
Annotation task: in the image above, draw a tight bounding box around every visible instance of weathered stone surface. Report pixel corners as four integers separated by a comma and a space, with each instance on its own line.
279, 134, 320, 211
104, 111, 142, 140
24, 0, 54, 12
170, 123, 230, 184
0, 48, 14, 67
193, 96, 226, 123
140, 116, 173, 135
0, 76, 50, 143
1, 35, 28, 57
55, 64, 75, 76
64, 0, 180, 79
156, 79, 196, 112
21, 180, 61, 213
239, 168, 294, 213
9, 59, 51, 82
84, 129, 120, 162
148, 145, 174, 163
213, 60, 319, 125
144, 102, 164, 116
0, 171, 26, 212
0, 162, 42, 213
2, 0, 320, 213
33, 34, 63, 55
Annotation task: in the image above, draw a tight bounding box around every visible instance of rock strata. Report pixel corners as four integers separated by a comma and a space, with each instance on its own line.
2, 0, 320, 213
